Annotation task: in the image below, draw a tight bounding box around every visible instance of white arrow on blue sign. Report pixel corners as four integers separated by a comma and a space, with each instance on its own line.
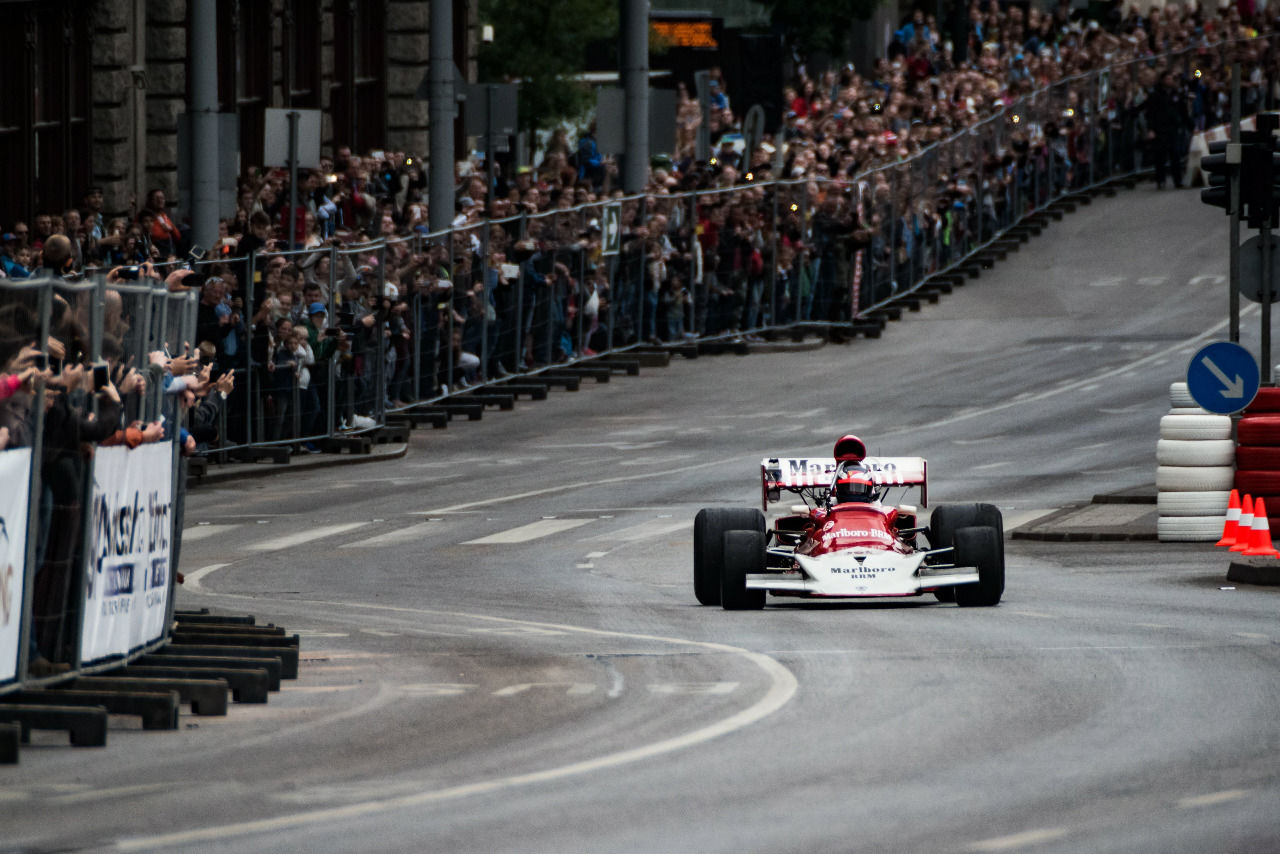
1186, 341, 1260, 414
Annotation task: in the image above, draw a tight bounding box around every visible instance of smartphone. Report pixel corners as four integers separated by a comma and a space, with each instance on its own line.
32, 353, 47, 370
92, 363, 109, 391
118, 266, 140, 281
188, 245, 206, 263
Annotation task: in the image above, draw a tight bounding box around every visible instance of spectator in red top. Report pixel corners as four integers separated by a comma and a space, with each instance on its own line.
146, 188, 182, 257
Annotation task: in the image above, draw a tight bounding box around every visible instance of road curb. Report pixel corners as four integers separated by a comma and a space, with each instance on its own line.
188, 442, 408, 488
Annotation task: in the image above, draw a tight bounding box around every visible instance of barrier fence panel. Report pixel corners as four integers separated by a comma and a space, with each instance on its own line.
0, 277, 49, 688
0, 272, 195, 691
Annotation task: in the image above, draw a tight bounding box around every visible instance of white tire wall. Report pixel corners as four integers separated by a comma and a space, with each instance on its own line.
1156, 490, 1231, 516
1156, 465, 1235, 491
1158, 391, 1236, 542
1158, 414, 1233, 440
1157, 516, 1228, 541
1169, 382, 1197, 409
1155, 439, 1237, 466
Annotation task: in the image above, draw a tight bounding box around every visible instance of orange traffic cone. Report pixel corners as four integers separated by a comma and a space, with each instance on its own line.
1231, 495, 1255, 553
1243, 498, 1280, 557
1216, 489, 1242, 547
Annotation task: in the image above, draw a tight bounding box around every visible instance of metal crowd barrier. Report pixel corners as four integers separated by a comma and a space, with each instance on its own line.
0, 272, 196, 712
162, 37, 1277, 466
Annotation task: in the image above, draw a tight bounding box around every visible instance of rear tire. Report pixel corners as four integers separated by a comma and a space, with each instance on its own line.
693, 508, 764, 606
721, 530, 766, 610
953, 526, 1004, 607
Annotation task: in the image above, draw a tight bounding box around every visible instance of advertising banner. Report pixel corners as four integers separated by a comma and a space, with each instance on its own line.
0, 448, 32, 683
80, 442, 174, 663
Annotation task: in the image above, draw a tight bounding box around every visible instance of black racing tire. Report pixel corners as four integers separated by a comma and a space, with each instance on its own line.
953, 525, 1005, 607
721, 530, 767, 611
928, 502, 1004, 549
693, 507, 765, 606
928, 504, 1000, 603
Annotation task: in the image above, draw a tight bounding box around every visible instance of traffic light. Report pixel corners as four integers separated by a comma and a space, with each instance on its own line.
1200, 140, 1236, 213
1240, 144, 1280, 229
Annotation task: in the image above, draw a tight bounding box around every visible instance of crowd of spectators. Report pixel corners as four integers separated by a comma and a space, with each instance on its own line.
1, 1, 1277, 458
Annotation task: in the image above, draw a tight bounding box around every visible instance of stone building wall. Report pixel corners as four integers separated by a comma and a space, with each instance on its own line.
387, 0, 430, 157
145, 0, 187, 205
90, 0, 141, 216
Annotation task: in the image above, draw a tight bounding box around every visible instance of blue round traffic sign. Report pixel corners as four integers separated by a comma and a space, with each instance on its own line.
1186, 341, 1260, 415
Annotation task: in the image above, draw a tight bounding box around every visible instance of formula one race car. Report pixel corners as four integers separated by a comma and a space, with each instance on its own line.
693, 435, 1004, 610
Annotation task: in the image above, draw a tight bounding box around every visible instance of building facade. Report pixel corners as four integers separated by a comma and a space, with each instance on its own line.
2, 0, 473, 228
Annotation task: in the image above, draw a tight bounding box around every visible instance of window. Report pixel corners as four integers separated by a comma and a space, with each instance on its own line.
0, 2, 92, 229
286, 0, 322, 109
208, 0, 272, 169
331, 0, 387, 155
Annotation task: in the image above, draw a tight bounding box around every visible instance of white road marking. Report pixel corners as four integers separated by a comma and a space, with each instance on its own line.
245, 522, 371, 552
971, 461, 1012, 471
908, 308, 1255, 434
339, 521, 446, 549
415, 456, 736, 514
1003, 509, 1057, 531
1178, 789, 1250, 808
183, 564, 229, 591
398, 683, 475, 696
51, 782, 177, 805
964, 828, 1069, 851
113, 607, 798, 852
1234, 632, 1270, 641
492, 682, 596, 697
649, 682, 738, 695
580, 519, 689, 543
180, 524, 238, 543
584, 551, 609, 559
462, 518, 591, 545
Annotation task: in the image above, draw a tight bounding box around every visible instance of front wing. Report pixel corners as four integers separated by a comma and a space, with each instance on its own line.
749, 548, 978, 598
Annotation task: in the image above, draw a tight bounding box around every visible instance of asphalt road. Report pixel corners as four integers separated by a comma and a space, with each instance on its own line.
6, 184, 1280, 854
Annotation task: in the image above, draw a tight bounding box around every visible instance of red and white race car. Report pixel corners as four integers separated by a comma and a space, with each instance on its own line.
693, 435, 1005, 610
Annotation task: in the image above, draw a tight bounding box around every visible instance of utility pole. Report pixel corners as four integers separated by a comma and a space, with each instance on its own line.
621, 0, 649, 194
429, 0, 456, 233
189, 0, 219, 251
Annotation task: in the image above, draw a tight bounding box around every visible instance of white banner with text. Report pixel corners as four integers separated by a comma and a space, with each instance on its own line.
80, 442, 174, 663
0, 448, 32, 683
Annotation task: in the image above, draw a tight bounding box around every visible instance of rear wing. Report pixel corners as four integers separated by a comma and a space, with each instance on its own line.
761, 456, 927, 509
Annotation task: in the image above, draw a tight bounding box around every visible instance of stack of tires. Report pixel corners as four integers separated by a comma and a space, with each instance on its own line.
1156, 382, 1235, 542
1233, 386, 1280, 531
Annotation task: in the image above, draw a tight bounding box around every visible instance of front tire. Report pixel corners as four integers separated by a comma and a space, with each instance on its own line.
721, 530, 766, 610
953, 525, 1004, 606
693, 508, 765, 606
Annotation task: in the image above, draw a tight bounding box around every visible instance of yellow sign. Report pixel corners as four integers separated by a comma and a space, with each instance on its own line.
651, 20, 718, 49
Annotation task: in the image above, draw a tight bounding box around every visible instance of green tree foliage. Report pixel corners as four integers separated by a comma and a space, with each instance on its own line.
757, 0, 880, 59
477, 0, 618, 135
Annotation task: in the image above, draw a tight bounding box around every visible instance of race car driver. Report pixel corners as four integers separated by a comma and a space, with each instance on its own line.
831, 463, 877, 506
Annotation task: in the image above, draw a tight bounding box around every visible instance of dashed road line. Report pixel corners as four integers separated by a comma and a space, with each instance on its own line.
462, 518, 592, 545
245, 522, 371, 552
180, 524, 239, 543
1178, 789, 1250, 808
964, 827, 1069, 851
339, 521, 447, 549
